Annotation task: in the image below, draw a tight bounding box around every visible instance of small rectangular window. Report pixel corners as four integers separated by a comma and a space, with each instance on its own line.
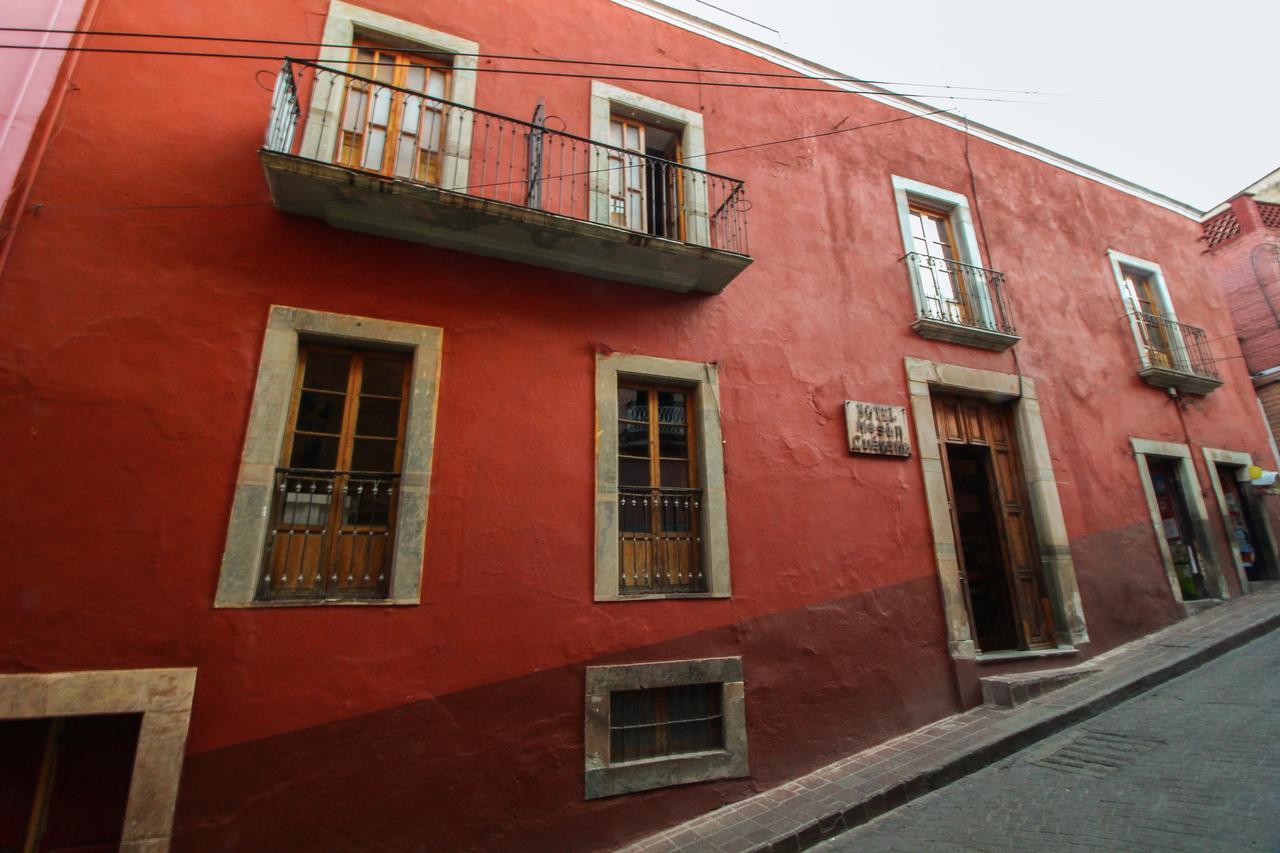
261, 343, 411, 600
608, 682, 723, 763
616, 381, 703, 594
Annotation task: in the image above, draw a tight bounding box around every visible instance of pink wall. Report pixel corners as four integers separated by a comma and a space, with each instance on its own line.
0, 0, 87, 218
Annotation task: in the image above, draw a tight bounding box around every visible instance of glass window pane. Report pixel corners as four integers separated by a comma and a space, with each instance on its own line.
427, 69, 447, 99
618, 421, 649, 457
405, 64, 426, 93
342, 88, 367, 133
625, 124, 641, 151
351, 438, 397, 473
360, 357, 406, 397
295, 390, 345, 434
356, 396, 402, 438
289, 434, 339, 470
362, 128, 386, 169
370, 88, 392, 126
303, 350, 351, 392
656, 391, 686, 424
400, 96, 421, 133
659, 459, 690, 488
659, 425, 687, 459
619, 457, 650, 487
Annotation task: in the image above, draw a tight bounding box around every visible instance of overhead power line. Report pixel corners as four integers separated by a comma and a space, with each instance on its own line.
0, 43, 1056, 105
0, 26, 1082, 99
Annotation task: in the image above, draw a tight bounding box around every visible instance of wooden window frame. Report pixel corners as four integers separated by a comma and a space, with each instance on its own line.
589, 82, 710, 247
1107, 251, 1193, 374
594, 353, 731, 601
215, 306, 443, 609
259, 343, 412, 601
616, 381, 704, 594
584, 657, 747, 799
336, 41, 453, 184
301, 1, 479, 191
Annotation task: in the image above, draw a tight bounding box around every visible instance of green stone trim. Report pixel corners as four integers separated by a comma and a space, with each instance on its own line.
584, 657, 748, 799
594, 353, 730, 601
214, 306, 443, 607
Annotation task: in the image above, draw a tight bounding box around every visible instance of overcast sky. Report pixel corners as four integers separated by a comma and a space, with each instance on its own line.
660, 0, 1279, 212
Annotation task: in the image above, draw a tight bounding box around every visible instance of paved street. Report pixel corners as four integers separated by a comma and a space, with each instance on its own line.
817, 630, 1280, 852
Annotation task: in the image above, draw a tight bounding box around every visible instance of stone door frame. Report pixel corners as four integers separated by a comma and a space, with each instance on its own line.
905, 357, 1088, 663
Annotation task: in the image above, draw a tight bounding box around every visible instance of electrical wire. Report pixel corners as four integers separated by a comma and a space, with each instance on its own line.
0, 26, 1083, 99
0, 43, 1054, 104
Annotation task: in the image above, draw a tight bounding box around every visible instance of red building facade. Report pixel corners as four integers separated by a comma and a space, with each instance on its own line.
2, 0, 1278, 849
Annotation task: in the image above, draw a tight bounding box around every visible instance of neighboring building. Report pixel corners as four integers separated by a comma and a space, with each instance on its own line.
1, 0, 1278, 849
1202, 168, 1280, 451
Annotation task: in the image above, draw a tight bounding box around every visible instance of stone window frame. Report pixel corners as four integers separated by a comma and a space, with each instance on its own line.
584, 656, 747, 799
594, 353, 730, 601
301, 0, 480, 190
1129, 438, 1228, 603
1106, 251, 1194, 372
587, 82, 710, 246
1201, 446, 1278, 595
905, 357, 1088, 660
215, 306, 443, 608
0, 668, 197, 850
891, 176, 1013, 349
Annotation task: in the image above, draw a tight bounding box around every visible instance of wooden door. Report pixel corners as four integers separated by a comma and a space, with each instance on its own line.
608, 117, 648, 232
934, 395, 1055, 650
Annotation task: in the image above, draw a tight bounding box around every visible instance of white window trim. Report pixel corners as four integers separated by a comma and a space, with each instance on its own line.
1106, 250, 1192, 373
1129, 438, 1228, 604
594, 353, 730, 601
588, 82, 710, 246
215, 306, 443, 607
584, 657, 747, 799
300, 0, 479, 190
891, 175, 998, 330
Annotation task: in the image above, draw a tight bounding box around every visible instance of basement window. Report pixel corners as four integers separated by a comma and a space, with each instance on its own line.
584, 657, 747, 799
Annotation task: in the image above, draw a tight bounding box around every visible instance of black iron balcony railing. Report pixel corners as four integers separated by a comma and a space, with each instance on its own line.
1127, 311, 1220, 382
264, 58, 749, 255
618, 486, 704, 594
903, 253, 1016, 336
260, 468, 400, 600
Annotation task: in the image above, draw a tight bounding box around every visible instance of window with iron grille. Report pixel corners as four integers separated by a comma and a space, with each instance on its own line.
609, 683, 723, 763
594, 353, 731, 601
215, 306, 443, 608
584, 657, 746, 799
261, 344, 411, 600
617, 382, 703, 594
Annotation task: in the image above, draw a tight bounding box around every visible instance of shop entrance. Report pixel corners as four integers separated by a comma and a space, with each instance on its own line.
934, 394, 1056, 652
1216, 463, 1275, 583
1148, 458, 1209, 599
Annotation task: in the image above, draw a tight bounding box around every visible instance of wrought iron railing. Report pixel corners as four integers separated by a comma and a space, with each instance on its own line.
1126, 311, 1220, 382
263, 58, 749, 255
903, 253, 1016, 336
618, 486, 704, 594
260, 468, 400, 599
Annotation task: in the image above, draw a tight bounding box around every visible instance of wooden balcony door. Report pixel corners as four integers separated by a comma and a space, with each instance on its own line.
934, 395, 1055, 651
1121, 266, 1175, 368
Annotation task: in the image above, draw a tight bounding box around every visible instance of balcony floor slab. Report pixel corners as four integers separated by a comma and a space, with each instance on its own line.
261, 151, 751, 294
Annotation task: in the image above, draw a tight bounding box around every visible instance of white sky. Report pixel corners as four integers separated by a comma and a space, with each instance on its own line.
659, 0, 1280, 212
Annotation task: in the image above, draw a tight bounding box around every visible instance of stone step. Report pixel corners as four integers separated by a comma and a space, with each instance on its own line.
980, 663, 1099, 708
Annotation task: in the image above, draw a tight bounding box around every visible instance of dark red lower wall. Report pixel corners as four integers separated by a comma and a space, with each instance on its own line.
174, 575, 956, 852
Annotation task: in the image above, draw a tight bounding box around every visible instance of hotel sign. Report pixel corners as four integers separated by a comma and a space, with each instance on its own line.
845, 401, 911, 458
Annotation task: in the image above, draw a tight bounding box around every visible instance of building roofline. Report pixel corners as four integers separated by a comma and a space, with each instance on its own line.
611, 0, 1204, 221
1202, 165, 1280, 220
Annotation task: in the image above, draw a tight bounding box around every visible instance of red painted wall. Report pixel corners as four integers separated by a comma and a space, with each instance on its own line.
1, 0, 1274, 848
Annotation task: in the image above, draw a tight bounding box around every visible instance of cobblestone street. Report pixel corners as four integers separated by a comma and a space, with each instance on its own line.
817, 630, 1280, 852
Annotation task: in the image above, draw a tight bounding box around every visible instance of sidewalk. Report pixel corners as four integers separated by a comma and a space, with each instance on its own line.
620, 585, 1280, 853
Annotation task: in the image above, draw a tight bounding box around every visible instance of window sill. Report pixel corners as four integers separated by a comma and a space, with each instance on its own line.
596, 591, 730, 602
215, 597, 419, 609
585, 746, 747, 799
912, 317, 1020, 352
975, 645, 1078, 664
